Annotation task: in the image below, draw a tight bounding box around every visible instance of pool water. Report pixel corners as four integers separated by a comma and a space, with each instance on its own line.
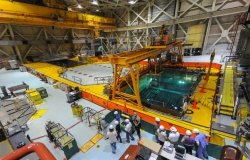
125, 68, 202, 117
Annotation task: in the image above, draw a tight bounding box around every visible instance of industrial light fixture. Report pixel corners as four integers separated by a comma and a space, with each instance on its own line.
128, 0, 136, 5
91, 0, 98, 5
77, 4, 82, 9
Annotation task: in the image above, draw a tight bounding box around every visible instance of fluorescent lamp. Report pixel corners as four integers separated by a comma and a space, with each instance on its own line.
77, 4, 82, 9
92, 0, 98, 5
128, 0, 136, 5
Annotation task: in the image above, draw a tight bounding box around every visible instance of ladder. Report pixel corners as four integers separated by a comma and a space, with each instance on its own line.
227, 13, 248, 56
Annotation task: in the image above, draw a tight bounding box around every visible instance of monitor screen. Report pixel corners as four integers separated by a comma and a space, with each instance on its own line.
176, 145, 186, 155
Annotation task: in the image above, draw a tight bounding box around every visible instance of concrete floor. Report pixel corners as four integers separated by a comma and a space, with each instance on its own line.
0, 68, 147, 160
0, 68, 222, 160
0, 140, 13, 157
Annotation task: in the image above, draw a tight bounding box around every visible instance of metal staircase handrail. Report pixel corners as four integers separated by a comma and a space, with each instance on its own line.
94, 76, 113, 84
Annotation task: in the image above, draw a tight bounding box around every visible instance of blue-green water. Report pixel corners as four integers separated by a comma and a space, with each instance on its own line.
125, 68, 202, 117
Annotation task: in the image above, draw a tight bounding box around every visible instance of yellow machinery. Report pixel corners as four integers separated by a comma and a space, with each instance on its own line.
26, 89, 43, 105
71, 102, 83, 117
0, 0, 115, 30
109, 41, 182, 108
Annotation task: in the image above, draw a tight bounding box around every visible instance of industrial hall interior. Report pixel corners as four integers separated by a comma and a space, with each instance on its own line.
0, 0, 250, 159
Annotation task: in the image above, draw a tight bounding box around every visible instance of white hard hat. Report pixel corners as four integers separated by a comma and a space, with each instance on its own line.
159, 125, 164, 130
186, 130, 192, 136
114, 120, 119, 125
193, 128, 199, 134
155, 117, 160, 122
114, 111, 118, 115
125, 119, 130, 123
170, 126, 177, 132
109, 125, 114, 129
101, 115, 105, 119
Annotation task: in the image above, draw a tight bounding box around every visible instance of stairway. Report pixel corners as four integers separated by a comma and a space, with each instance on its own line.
219, 64, 235, 117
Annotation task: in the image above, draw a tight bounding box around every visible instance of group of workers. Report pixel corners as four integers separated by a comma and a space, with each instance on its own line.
99, 111, 208, 159
99, 111, 141, 154
155, 117, 208, 159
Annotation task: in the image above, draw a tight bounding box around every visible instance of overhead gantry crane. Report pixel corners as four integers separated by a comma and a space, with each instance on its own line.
0, 0, 115, 31
109, 41, 182, 108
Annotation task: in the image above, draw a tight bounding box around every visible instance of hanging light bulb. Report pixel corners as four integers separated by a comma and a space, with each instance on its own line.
77, 4, 83, 9
91, 0, 98, 5
128, 0, 136, 5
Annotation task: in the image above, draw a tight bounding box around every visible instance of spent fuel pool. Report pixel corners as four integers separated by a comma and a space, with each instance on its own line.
125, 68, 203, 117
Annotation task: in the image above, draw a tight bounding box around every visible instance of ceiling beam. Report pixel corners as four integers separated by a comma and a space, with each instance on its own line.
107, 6, 248, 32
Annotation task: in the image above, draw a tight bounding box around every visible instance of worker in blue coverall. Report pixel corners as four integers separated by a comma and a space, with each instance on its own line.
193, 128, 208, 159
114, 111, 121, 122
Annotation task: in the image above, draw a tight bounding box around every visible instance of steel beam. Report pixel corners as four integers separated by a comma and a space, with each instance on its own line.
178, 24, 187, 35
130, 6, 148, 24
108, 6, 248, 32
23, 28, 43, 59
151, 0, 174, 22
43, 28, 52, 56
186, 0, 209, 12
0, 26, 8, 39
7, 24, 23, 63
202, 0, 216, 54
0, 48, 11, 57
112, 12, 127, 26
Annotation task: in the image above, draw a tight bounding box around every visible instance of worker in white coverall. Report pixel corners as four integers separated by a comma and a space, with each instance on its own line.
124, 119, 134, 143
168, 126, 180, 147
157, 125, 167, 145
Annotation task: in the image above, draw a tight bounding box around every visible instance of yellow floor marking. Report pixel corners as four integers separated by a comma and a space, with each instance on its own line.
91, 133, 103, 144
29, 109, 48, 120
80, 141, 95, 153
210, 134, 225, 146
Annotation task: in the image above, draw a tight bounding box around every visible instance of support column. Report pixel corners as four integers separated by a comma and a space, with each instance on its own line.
44, 28, 52, 56
129, 64, 142, 107
146, 0, 152, 46
173, 0, 179, 38
127, 9, 131, 51
112, 64, 118, 99
202, 0, 216, 54
7, 24, 23, 63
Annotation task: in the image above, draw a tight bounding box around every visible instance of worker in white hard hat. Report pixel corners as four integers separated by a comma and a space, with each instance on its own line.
107, 125, 117, 154
168, 126, 180, 147
114, 120, 122, 143
124, 119, 134, 143
154, 117, 161, 143
181, 130, 196, 155
193, 128, 208, 159
114, 110, 121, 122
157, 125, 167, 145
100, 115, 108, 139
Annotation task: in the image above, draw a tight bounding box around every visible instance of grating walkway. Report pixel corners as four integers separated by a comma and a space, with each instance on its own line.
220, 66, 235, 116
